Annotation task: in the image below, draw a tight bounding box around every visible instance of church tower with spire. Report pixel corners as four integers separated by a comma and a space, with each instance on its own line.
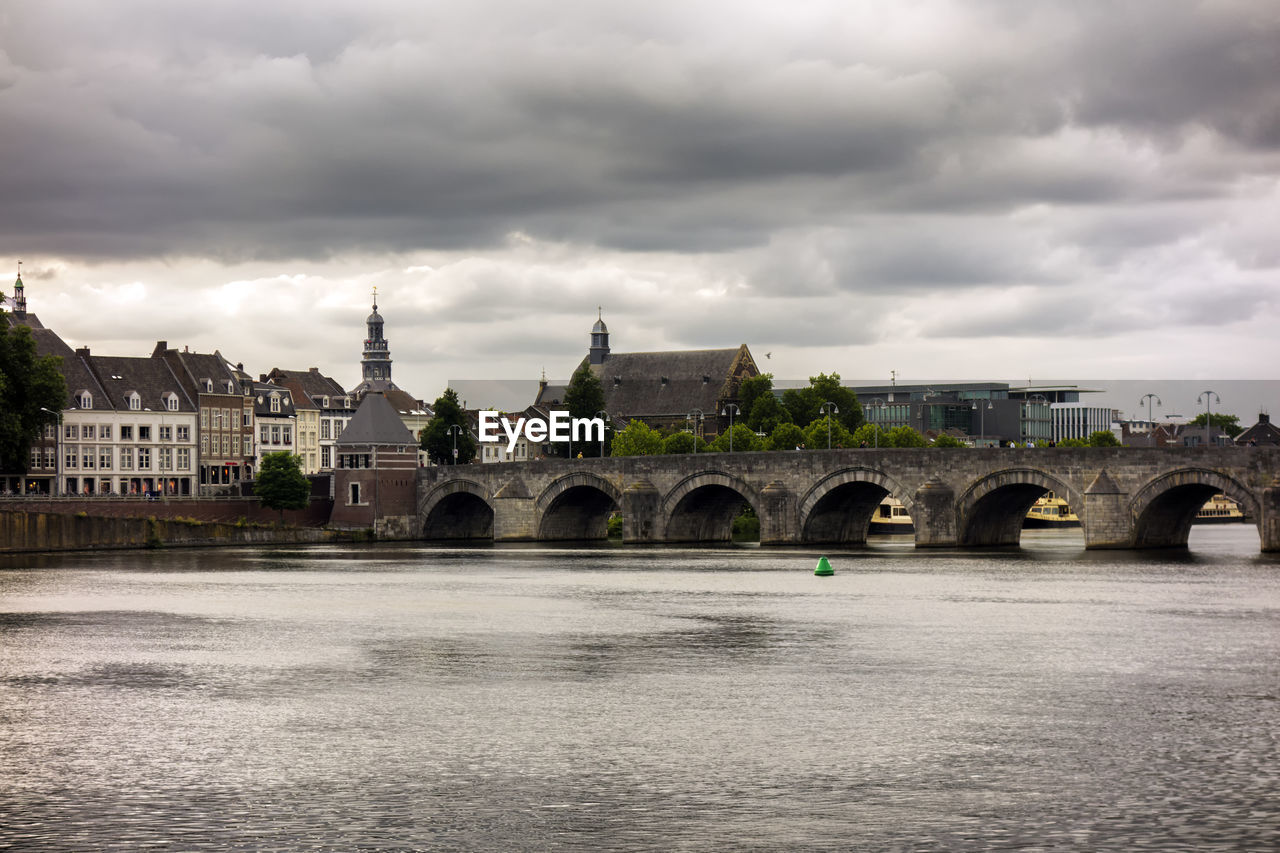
589, 307, 610, 365
361, 286, 392, 384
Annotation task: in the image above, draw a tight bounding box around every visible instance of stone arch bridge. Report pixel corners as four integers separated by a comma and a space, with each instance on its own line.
411, 447, 1280, 550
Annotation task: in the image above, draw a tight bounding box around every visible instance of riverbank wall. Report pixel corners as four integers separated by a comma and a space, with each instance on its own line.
0, 497, 352, 553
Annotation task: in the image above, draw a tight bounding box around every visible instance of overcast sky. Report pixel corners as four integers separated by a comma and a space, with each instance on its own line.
3, 1, 1278, 409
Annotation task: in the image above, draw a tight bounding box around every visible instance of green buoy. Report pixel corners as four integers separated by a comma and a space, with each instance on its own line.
814, 556, 834, 576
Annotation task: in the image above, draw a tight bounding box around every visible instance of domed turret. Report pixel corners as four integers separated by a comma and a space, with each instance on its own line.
589, 308, 610, 365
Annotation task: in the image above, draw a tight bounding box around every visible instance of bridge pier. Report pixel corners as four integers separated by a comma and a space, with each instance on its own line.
1082, 470, 1133, 549
492, 478, 536, 541
622, 479, 661, 543
1261, 478, 1280, 552
912, 478, 957, 548
759, 481, 799, 545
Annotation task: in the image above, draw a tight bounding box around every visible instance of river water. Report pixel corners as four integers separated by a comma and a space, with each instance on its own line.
1, 528, 1277, 851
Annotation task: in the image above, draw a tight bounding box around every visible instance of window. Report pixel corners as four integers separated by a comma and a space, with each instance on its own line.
65, 424, 78, 440
221, 409, 231, 429
139, 426, 151, 441
159, 426, 172, 441
204, 379, 213, 392
270, 425, 281, 445
65, 450, 78, 469
100, 425, 112, 440
167, 394, 179, 411
44, 447, 55, 468
120, 448, 133, 469
270, 395, 281, 414
321, 446, 331, 469
343, 397, 351, 409
322, 396, 330, 408
128, 393, 140, 411
30, 447, 40, 468
80, 392, 92, 409
121, 425, 133, 441
212, 409, 222, 430
200, 435, 208, 455
83, 425, 96, 440
243, 436, 252, 455
260, 425, 269, 444
83, 450, 95, 469
226, 381, 235, 394
160, 448, 173, 471
200, 408, 209, 429
282, 426, 292, 444
100, 448, 112, 469
137, 448, 151, 470
177, 449, 190, 469
176, 426, 189, 442
321, 420, 331, 439
243, 412, 252, 427
350, 482, 361, 505
221, 435, 230, 456
44, 423, 56, 440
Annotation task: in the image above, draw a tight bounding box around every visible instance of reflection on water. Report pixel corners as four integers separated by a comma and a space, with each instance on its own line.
2, 527, 1278, 851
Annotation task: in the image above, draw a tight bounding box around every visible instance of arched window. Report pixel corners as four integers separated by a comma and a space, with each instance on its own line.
78, 391, 92, 409
128, 392, 141, 411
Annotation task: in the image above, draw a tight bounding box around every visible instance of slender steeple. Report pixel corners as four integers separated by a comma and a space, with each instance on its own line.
12, 259, 26, 317
589, 306, 610, 365
361, 285, 392, 383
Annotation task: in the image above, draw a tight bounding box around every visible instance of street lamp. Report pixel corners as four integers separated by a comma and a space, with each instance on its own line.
1197, 390, 1220, 447
447, 424, 463, 464
971, 400, 993, 445
687, 409, 704, 454
595, 410, 610, 457
1140, 393, 1162, 447
722, 404, 741, 452
819, 401, 839, 449
39, 407, 61, 496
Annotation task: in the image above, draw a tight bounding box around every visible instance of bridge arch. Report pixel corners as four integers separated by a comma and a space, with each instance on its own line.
957, 468, 1084, 547
662, 471, 761, 543
418, 479, 494, 540
1129, 468, 1259, 549
798, 467, 914, 545
535, 473, 623, 541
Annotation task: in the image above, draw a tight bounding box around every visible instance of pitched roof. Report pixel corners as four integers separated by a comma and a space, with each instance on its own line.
88, 354, 196, 412
335, 392, 417, 446
594, 347, 752, 417
25, 327, 110, 409
1237, 414, 1280, 446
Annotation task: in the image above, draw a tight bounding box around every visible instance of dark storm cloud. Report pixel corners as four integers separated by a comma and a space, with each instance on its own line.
4, 0, 1275, 268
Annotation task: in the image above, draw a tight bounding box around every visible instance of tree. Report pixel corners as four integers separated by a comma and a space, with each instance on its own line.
610, 420, 664, 456
1086, 430, 1120, 447
802, 415, 854, 450
256, 452, 310, 521
738, 374, 775, 422
885, 426, 927, 448
768, 422, 805, 451
851, 423, 885, 448
1188, 412, 1242, 438
746, 391, 792, 434
421, 387, 476, 464
931, 433, 967, 448
0, 311, 67, 477
564, 362, 607, 456
661, 431, 708, 454
1058, 438, 1087, 448
710, 423, 760, 453
781, 372, 863, 432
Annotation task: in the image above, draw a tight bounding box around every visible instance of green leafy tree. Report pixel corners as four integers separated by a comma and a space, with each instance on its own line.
0, 312, 67, 477
931, 433, 967, 448
1058, 438, 1087, 448
885, 426, 927, 448
611, 420, 664, 456
738, 374, 775, 422
802, 416, 854, 450
710, 423, 760, 453
768, 422, 806, 451
661, 431, 708, 454
851, 423, 886, 448
564, 362, 608, 456
746, 392, 792, 434
256, 452, 311, 521
781, 372, 863, 432
1086, 430, 1120, 447
1188, 412, 1242, 438
421, 387, 476, 464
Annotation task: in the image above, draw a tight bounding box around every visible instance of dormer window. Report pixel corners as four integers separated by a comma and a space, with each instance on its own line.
343, 397, 351, 409
78, 391, 93, 409
128, 392, 141, 411
203, 379, 213, 393
322, 396, 330, 408
164, 393, 179, 412
270, 394, 281, 414
226, 381, 235, 393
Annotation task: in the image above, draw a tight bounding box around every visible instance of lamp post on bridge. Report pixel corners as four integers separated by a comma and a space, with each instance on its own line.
595, 410, 610, 457
819, 401, 839, 449
722, 404, 741, 452
687, 409, 704, 454
1197, 390, 1220, 447
447, 424, 462, 464
1141, 394, 1162, 447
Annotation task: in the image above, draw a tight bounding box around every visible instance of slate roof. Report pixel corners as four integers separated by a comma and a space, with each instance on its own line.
539, 347, 752, 418
335, 393, 417, 447
88, 354, 197, 412
250, 382, 296, 418
266, 367, 353, 411
25, 327, 110, 409
154, 343, 243, 397
1237, 414, 1280, 446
